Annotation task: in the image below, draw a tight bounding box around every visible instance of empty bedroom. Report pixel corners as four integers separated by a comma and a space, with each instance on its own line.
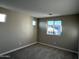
0, 0, 78, 59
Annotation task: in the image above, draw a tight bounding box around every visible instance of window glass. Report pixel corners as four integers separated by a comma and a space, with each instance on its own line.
0, 13, 6, 22
47, 20, 62, 35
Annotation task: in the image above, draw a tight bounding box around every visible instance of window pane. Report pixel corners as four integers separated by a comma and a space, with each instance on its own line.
48, 21, 54, 25
0, 13, 6, 22
54, 21, 62, 35
47, 21, 54, 35
32, 20, 36, 26
47, 20, 62, 36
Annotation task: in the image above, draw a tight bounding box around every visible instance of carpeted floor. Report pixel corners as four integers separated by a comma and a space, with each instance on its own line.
8, 43, 78, 59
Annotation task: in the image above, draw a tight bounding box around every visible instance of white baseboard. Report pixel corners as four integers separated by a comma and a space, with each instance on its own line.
0, 42, 37, 56
0, 42, 77, 57
38, 42, 78, 54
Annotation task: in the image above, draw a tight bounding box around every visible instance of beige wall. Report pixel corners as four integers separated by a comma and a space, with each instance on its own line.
0, 7, 37, 54
38, 14, 78, 51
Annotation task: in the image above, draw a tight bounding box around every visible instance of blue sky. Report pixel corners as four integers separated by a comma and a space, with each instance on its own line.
48, 20, 62, 25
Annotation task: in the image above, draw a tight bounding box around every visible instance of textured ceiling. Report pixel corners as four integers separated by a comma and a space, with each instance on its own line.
0, 0, 79, 18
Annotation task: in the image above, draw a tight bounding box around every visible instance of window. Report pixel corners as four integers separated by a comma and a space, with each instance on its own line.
47, 20, 62, 35
32, 20, 36, 26
32, 18, 36, 26
0, 13, 6, 22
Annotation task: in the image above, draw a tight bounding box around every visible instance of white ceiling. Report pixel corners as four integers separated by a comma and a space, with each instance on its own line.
0, 0, 79, 18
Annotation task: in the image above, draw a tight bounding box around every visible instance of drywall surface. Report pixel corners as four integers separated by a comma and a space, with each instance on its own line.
38, 14, 78, 51
0, 7, 37, 54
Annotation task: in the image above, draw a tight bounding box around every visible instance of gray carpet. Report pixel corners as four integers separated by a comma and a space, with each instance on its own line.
7, 43, 77, 59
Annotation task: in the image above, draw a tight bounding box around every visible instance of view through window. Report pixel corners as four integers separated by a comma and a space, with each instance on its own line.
47, 20, 62, 35
0, 13, 6, 22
